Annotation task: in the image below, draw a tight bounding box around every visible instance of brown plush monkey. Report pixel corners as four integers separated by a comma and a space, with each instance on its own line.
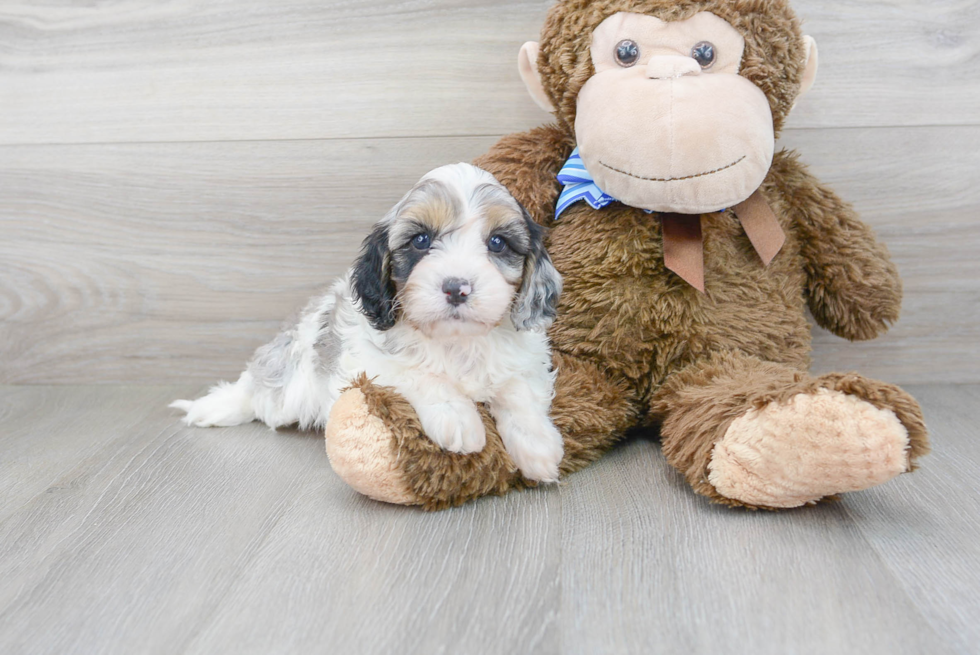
324, 0, 930, 510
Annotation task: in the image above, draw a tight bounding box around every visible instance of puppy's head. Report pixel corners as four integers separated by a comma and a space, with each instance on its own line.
351, 163, 562, 337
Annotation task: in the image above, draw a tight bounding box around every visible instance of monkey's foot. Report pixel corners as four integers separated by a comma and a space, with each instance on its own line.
707, 386, 921, 508
325, 385, 419, 506
325, 375, 526, 511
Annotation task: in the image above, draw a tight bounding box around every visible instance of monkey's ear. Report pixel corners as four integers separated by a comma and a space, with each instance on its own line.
351, 223, 398, 331
519, 41, 556, 114
512, 207, 562, 331
799, 36, 819, 97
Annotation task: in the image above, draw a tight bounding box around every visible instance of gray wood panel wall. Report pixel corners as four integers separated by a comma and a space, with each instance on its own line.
1, 0, 976, 385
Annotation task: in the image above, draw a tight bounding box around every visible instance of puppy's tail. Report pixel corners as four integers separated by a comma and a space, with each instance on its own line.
170, 373, 257, 427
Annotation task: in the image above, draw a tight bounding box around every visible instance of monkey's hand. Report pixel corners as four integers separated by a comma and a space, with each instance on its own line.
771, 150, 902, 342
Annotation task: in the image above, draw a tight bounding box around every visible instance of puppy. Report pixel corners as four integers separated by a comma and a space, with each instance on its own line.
171, 163, 566, 482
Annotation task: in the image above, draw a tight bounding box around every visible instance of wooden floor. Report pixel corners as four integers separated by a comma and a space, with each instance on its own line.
0, 383, 976, 655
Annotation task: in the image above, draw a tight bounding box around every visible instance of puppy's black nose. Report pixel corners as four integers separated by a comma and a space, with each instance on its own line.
442, 278, 472, 306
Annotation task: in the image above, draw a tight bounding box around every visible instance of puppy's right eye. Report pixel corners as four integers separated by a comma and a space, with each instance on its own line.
411, 233, 431, 250
487, 235, 507, 253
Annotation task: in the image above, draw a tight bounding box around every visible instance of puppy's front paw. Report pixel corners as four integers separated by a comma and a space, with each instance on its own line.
498, 417, 564, 483
415, 400, 486, 454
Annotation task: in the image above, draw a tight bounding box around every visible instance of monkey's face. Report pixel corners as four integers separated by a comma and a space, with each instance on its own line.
574, 12, 774, 214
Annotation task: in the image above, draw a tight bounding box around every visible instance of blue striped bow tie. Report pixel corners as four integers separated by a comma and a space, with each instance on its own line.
555, 148, 653, 219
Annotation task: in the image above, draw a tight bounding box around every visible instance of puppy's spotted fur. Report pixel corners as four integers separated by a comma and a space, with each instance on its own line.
171, 163, 565, 482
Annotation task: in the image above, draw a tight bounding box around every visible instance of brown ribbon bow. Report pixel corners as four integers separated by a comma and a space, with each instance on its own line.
660, 190, 785, 292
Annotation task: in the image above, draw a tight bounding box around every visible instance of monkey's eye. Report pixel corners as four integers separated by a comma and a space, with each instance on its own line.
411, 233, 431, 250
614, 39, 640, 67
691, 41, 716, 69
487, 235, 507, 253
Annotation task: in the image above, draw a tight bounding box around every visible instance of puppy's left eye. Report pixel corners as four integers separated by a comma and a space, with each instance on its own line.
487, 235, 507, 253
411, 233, 431, 250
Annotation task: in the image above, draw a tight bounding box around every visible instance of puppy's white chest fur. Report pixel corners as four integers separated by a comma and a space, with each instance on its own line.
374, 323, 553, 404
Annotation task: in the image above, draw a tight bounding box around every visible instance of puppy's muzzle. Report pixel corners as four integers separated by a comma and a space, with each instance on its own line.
442, 277, 472, 306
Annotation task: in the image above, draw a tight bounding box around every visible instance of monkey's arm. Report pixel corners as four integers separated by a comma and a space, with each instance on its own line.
770, 150, 902, 342
473, 124, 575, 226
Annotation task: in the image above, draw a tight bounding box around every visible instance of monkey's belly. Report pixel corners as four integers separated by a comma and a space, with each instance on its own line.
545, 205, 811, 396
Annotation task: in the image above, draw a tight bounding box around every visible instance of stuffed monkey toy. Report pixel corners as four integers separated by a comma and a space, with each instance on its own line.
324, 0, 930, 510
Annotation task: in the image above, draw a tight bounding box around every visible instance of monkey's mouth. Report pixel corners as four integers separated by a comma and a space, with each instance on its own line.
599, 156, 746, 182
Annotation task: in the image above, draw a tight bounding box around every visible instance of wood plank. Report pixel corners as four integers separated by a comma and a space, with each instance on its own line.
2, 126, 975, 384
0, 385, 179, 520
843, 384, 980, 655
0, 386, 560, 655
0, 0, 977, 145
0, 0, 552, 145
557, 437, 949, 655
779, 127, 980, 383
0, 385, 329, 654
788, 0, 980, 130
0, 384, 976, 653
182, 480, 560, 654
0, 136, 497, 384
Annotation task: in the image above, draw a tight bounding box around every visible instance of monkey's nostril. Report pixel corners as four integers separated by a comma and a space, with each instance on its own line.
442, 277, 471, 306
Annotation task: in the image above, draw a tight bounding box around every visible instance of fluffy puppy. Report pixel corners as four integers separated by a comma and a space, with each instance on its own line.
171, 163, 565, 481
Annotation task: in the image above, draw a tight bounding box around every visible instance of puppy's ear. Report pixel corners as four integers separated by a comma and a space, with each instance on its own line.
351, 223, 398, 331
512, 207, 562, 331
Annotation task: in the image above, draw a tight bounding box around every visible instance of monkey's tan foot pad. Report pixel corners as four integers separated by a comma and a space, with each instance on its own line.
326, 377, 526, 510
325, 388, 420, 506
707, 388, 911, 509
